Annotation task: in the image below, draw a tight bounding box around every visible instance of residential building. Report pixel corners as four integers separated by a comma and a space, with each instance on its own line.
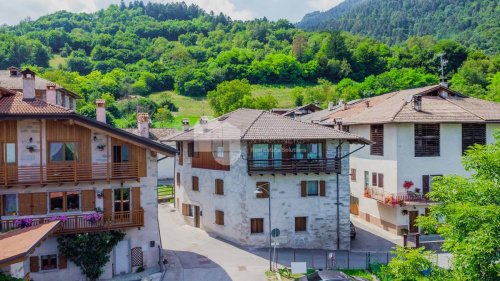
271, 103, 322, 120
0, 70, 176, 280
304, 84, 500, 235
170, 109, 369, 250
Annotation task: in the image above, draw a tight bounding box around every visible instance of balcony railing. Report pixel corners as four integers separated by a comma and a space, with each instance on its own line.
0, 209, 144, 235
364, 186, 430, 206
247, 158, 340, 174
0, 163, 139, 187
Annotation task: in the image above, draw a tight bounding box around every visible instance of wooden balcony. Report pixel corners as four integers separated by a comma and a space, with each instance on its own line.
364, 186, 430, 206
247, 158, 340, 175
0, 209, 144, 235
0, 163, 139, 187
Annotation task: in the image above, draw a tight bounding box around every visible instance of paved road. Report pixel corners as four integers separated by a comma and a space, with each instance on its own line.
159, 203, 269, 281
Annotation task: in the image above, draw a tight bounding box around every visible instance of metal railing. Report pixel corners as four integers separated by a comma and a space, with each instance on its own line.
364, 186, 430, 205
248, 158, 340, 174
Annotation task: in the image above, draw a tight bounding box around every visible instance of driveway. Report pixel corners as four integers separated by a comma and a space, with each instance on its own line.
159, 203, 269, 281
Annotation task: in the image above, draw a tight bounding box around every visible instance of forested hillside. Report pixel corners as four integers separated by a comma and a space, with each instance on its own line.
0, 1, 497, 128
298, 0, 499, 54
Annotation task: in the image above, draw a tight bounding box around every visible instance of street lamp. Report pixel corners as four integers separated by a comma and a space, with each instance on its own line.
254, 185, 272, 271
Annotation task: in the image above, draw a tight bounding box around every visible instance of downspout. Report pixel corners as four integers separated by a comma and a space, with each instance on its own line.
335, 140, 344, 250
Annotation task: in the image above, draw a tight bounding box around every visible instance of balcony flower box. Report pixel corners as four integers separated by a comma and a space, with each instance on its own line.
403, 180, 414, 190
48, 215, 69, 222
84, 212, 103, 224
14, 218, 33, 228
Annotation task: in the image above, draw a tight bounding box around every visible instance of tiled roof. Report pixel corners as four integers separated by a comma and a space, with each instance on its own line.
309, 85, 500, 125
0, 91, 73, 114
123, 128, 179, 141
0, 70, 79, 97
0, 221, 60, 267
169, 108, 370, 144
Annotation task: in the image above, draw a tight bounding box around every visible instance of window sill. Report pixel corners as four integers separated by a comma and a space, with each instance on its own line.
250, 232, 265, 236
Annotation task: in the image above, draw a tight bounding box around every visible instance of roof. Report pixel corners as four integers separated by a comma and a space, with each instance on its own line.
0, 221, 61, 267
0, 91, 73, 114
272, 103, 322, 117
123, 128, 179, 142
308, 85, 500, 125
0, 70, 80, 98
169, 108, 370, 144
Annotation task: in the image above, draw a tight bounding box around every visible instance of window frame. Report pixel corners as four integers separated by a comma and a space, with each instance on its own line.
215, 210, 224, 226
1, 193, 18, 216
370, 124, 384, 156
462, 124, 486, 154
113, 188, 131, 213
49, 191, 81, 213
48, 142, 79, 162
39, 254, 59, 272
215, 179, 224, 195
350, 168, 357, 182
306, 180, 319, 196
250, 218, 264, 234
192, 176, 199, 191
5, 143, 16, 164
415, 124, 440, 157
295, 216, 307, 232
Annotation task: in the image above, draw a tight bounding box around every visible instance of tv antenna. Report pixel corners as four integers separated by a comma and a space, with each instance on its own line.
438, 53, 448, 84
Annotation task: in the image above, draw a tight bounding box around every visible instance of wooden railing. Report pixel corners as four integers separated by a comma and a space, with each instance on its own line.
0, 163, 139, 187
0, 209, 144, 235
247, 158, 340, 174
364, 186, 430, 206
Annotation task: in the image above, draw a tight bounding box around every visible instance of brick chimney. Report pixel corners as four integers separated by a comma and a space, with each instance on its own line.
46, 83, 57, 105
21, 69, 36, 100
95, 99, 106, 123
137, 113, 150, 138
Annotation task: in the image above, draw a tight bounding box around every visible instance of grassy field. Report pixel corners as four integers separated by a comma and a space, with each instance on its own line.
49, 55, 67, 69
158, 185, 174, 203
251, 84, 298, 109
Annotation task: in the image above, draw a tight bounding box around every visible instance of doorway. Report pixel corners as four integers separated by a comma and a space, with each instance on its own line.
194, 206, 200, 228
408, 211, 419, 233
113, 240, 130, 275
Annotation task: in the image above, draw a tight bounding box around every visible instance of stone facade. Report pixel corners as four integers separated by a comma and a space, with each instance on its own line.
175, 140, 352, 250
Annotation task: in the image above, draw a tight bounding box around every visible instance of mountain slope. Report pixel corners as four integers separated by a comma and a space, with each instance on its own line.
297, 0, 499, 53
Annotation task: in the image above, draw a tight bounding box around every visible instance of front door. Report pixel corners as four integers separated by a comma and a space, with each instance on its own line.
113, 240, 130, 275
194, 206, 200, 228
409, 211, 419, 233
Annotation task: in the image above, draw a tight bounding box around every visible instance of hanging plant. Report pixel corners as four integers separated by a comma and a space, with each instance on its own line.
26, 145, 36, 153
401, 209, 408, 215
97, 144, 106, 151
403, 180, 414, 189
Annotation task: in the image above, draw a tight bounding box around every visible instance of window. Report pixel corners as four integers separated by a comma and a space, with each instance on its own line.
176, 142, 183, 165
112, 145, 129, 163
215, 210, 224, 225
295, 217, 307, 232
50, 192, 80, 212
307, 181, 319, 196
2, 194, 17, 215
293, 143, 323, 159
215, 179, 224, 195
250, 218, 264, 234
192, 176, 199, 191
378, 173, 384, 188
350, 168, 357, 182
256, 182, 270, 198
372, 172, 378, 187
252, 144, 283, 167
5, 143, 16, 163
415, 124, 440, 157
40, 254, 58, 271
114, 188, 130, 212
364, 171, 369, 187
187, 142, 194, 157
422, 175, 442, 195
176, 173, 180, 188
49, 142, 78, 161
462, 124, 486, 154
181, 203, 193, 217
214, 145, 224, 159
370, 125, 384, 156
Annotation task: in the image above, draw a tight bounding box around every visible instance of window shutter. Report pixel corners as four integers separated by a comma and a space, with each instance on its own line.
132, 187, 141, 211
372, 173, 378, 187
378, 173, 384, 188
177, 142, 183, 165
81, 190, 95, 212
176, 173, 180, 188
319, 181, 326, 196
215, 210, 224, 225
192, 176, 199, 191
30, 256, 39, 272
187, 142, 194, 157
103, 189, 112, 216
350, 169, 356, 182
215, 179, 224, 195
58, 254, 67, 269
422, 175, 430, 194
370, 125, 384, 156
18, 193, 32, 216
31, 193, 47, 215
181, 203, 188, 216
301, 181, 307, 197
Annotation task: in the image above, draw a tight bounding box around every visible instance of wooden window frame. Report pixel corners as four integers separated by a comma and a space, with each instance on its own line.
177, 142, 184, 165
4, 142, 17, 164
250, 218, 264, 234
0, 193, 18, 216
39, 253, 59, 272
215, 179, 224, 195
370, 124, 384, 156
192, 176, 199, 191
295, 216, 307, 232
48, 142, 79, 162
215, 210, 224, 225
462, 124, 486, 154
113, 188, 131, 213
49, 191, 81, 213
350, 168, 357, 182
415, 124, 440, 157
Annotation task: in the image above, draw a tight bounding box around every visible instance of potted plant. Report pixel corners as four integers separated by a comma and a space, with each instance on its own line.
415, 187, 421, 193
403, 180, 414, 190
14, 217, 33, 228
26, 145, 36, 153
97, 144, 106, 151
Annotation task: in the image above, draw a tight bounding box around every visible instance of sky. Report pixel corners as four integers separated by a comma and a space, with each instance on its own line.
0, 0, 344, 26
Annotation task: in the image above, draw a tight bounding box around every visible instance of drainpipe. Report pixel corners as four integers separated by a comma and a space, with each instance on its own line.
335, 141, 344, 250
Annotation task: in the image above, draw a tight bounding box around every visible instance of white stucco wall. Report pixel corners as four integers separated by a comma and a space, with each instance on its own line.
175, 140, 352, 250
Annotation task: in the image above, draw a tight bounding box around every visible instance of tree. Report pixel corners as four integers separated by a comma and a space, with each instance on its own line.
418, 133, 500, 280
58, 231, 125, 281
208, 79, 252, 116
381, 247, 448, 281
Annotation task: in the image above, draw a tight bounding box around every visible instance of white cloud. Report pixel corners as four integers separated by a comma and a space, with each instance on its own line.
307, 0, 344, 11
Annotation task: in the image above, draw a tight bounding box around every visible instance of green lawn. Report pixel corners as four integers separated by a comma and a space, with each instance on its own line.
158, 185, 173, 199
251, 84, 298, 109
340, 269, 374, 280
49, 55, 67, 69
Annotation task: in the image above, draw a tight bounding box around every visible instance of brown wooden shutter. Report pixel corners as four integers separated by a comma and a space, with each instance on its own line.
370, 124, 384, 156
192, 176, 199, 191
350, 168, 356, 182
18, 193, 32, 216
319, 181, 326, 196
372, 173, 378, 187
132, 187, 141, 211
378, 173, 384, 188
58, 254, 68, 269
181, 203, 188, 216
422, 175, 430, 195
301, 181, 307, 197
0, 195, 3, 216
177, 142, 183, 165
81, 190, 95, 212
103, 189, 112, 216
30, 256, 39, 272
215, 179, 224, 195
176, 173, 180, 188
31, 193, 47, 215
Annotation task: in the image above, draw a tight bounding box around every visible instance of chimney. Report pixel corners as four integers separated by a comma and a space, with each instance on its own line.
439, 90, 449, 99
21, 69, 36, 100
413, 95, 422, 112
8, 66, 18, 76
200, 116, 209, 132
182, 118, 190, 132
95, 99, 106, 123
137, 113, 150, 138
440, 81, 449, 88
46, 83, 57, 104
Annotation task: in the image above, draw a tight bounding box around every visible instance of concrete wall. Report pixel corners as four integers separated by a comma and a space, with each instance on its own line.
157, 141, 175, 180
175, 140, 352, 250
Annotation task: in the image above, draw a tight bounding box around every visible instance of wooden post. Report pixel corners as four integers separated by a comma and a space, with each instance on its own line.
403, 234, 408, 247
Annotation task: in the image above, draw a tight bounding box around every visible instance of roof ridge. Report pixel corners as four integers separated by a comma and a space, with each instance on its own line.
240, 109, 266, 139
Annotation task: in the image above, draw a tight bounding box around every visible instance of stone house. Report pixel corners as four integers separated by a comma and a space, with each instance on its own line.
170, 109, 369, 250
303, 84, 500, 235
0, 70, 176, 280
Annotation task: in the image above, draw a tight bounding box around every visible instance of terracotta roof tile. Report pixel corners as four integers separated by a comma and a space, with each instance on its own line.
123, 128, 179, 141
0, 92, 73, 114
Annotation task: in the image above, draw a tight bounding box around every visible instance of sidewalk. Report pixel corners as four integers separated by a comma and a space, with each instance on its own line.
350, 215, 404, 247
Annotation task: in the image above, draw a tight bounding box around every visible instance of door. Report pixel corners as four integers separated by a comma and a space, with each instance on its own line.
194, 206, 200, 228
113, 240, 130, 275
409, 211, 419, 233
114, 188, 131, 223
112, 145, 129, 177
